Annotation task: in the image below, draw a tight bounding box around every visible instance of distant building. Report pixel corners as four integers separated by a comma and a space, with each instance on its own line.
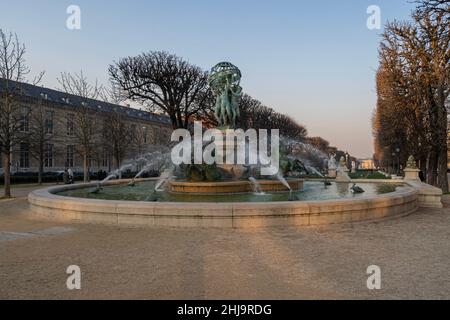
0, 80, 172, 175
358, 158, 375, 170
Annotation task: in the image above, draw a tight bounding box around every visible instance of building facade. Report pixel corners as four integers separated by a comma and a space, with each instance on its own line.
358, 159, 375, 170
0, 80, 172, 175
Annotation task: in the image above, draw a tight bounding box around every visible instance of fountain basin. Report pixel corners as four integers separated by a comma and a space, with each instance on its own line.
25, 178, 438, 228
168, 179, 303, 194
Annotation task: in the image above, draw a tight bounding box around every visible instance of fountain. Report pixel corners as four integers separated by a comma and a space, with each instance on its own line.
327, 154, 337, 178
167, 62, 303, 195
336, 156, 351, 182
27, 61, 443, 228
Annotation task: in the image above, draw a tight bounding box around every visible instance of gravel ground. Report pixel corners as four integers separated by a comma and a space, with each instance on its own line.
1, 185, 450, 300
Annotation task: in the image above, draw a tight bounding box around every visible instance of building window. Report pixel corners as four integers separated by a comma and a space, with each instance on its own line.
66, 145, 75, 168
67, 114, 75, 136
85, 116, 94, 136
44, 144, 54, 168
45, 110, 54, 134
19, 143, 30, 168
19, 107, 30, 132
130, 124, 137, 141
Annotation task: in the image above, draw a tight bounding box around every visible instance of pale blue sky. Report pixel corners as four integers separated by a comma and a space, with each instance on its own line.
0, 0, 415, 157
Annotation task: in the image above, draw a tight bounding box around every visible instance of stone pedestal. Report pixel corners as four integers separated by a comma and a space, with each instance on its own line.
328, 169, 337, 178
214, 139, 245, 180
404, 168, 420, 181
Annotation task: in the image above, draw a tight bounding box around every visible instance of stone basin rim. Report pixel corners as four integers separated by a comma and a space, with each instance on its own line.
26, 178, 425, 228
28, 178, 416, 205
30, 178, 410, 205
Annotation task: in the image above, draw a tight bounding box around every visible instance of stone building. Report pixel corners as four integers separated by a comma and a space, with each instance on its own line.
0, 80, 172, 175
358, 158, 375, 170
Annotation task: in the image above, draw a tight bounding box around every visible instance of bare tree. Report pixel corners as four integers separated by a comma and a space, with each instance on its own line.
374, 5, 449, 191
307, 137, 330, 152
415, 0, 450, 15
57, 71, 102, 182
28, 100, 54, 184
239, 94, 308, 141
100, 83, 136, 171
132, 125, 148, 157
109, 51, 211, 129
0, 29, 43, 197
102, 109, 133, 170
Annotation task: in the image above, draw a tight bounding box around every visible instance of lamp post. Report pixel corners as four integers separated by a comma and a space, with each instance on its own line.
392, 152, 396, 175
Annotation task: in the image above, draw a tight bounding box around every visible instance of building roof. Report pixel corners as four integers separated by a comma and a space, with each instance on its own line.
0, 79, 171, 125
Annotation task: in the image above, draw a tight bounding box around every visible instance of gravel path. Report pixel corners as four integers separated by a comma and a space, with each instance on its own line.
1, 185, 450, 299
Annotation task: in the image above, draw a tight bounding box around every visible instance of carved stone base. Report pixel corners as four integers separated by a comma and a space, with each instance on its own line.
214, 138, 245, 180
404, 168, 420, 181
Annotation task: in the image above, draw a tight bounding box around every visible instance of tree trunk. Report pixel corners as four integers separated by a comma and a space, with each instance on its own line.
419, 156, 427, 182
170, 114, 178, 130
83, 153, 89, 182
427, 150, 437, 186
437, 148, 448, 192
436, 88, 448, 192
3, 151, 11, 198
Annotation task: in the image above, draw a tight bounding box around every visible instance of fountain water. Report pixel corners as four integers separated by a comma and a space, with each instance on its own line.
249, 177, 265, 195
91, 163, 135, 193
336, 156, 351, 182
288, 190, 298, 201
128, 152, 169, 187
154, 168, 174, 192
276, 172, 292, 191
101, 163, 134, 184
305, 165, 324, 178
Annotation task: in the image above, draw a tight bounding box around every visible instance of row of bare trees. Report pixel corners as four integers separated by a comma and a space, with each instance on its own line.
0, 29, 45, 197
57, 71, 104, 182
0, 39, 149, 198
238, 94, 308, 141
109, 51, 309, 142
373, 0, 449, 191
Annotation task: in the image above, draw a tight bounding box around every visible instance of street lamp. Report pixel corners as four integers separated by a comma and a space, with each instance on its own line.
392, 152, 396, 175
